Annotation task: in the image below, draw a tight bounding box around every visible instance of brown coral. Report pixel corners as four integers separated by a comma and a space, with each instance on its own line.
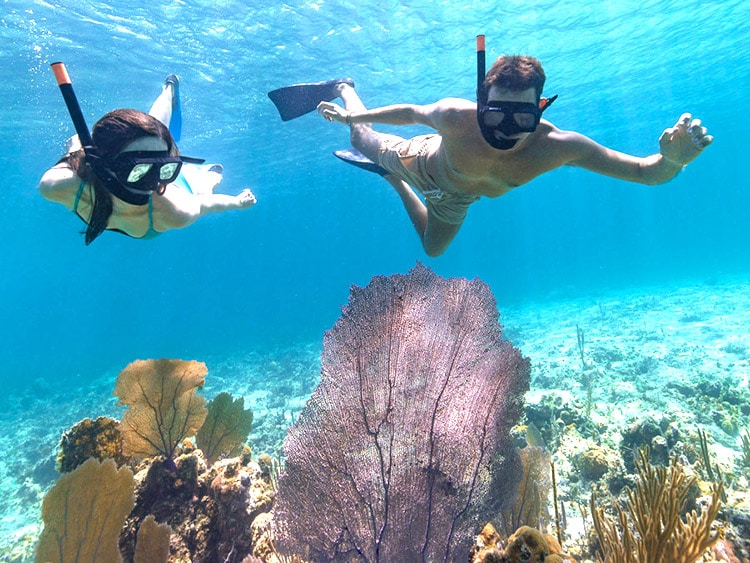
56, 416, 127, 473
36, 458, 135, 563
469, 522, 505, 562
578, 445, 611, 482
114, 359, 208, 461
469, 524, 573, 563
505, 526, 550, 562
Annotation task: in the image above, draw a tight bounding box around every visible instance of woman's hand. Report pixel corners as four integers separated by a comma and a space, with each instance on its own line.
237, 188, 256, 209
659, 113, 713, 167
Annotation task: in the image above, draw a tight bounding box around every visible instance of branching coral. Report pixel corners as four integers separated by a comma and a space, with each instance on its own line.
741, 429, 750, 468
591, 449, 723, 563
114, 359, 208, 462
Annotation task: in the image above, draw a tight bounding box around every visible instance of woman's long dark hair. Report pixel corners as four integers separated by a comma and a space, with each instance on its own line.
62, 109, 177, 245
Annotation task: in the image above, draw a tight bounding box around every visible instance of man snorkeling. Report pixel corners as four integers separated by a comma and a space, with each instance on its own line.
41, 69, 256, 245
269, 36, 712, 257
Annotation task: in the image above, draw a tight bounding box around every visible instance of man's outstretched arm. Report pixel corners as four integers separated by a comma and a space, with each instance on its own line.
564, 113, 713, 185
317, 98, 463, 130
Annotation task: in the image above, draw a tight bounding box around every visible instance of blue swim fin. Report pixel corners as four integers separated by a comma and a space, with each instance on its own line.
166, 74, 182, 142
334, 148, 389, 176
268, 78, 354, 121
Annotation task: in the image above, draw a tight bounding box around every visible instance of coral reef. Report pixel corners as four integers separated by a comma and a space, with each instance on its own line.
35, 359, 276, 563
114, 359, 208, 462
116, 449, 275, 562
272, 264, 531, 561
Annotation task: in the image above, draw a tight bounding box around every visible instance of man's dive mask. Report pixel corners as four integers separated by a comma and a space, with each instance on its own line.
477, 95, 557, 150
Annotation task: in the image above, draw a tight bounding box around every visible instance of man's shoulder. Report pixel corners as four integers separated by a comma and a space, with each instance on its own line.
531, 121, 600, 163
435, 97, 475, 110
431, 98, 475, 130
539, 120, 588, 140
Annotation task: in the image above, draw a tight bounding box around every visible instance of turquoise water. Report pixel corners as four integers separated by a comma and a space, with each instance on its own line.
1, 0, 748, 391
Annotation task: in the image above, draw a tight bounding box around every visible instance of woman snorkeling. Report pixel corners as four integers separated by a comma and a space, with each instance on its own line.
40, 74, 256, 245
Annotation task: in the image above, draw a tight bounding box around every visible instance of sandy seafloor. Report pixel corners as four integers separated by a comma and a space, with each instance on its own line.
1, 273, 749, 561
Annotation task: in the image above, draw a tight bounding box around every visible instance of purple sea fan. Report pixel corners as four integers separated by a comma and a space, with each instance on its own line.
272, 263, 530, 562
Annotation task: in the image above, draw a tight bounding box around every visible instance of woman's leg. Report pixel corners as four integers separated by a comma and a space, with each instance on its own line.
148, 75, 178, 129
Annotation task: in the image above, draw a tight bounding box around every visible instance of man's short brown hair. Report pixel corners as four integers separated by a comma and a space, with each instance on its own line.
481, 55, 546, 103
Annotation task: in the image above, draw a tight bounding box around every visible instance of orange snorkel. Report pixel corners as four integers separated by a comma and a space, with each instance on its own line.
50, 62, 96, 154
476, 34, 486, 102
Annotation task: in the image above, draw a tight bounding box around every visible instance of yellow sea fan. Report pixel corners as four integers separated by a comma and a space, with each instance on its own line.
114, 358, 208, 461
36, 458, 135, 563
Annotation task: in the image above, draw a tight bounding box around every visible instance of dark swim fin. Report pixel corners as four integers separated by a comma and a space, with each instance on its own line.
268, 78, 354, 121
334, 148, 389, 176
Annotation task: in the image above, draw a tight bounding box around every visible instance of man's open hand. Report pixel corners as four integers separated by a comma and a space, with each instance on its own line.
659, 113, 713, 166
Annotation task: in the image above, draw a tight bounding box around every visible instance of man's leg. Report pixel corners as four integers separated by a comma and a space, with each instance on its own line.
382, 175, 462, 257
335, 84, 459, 256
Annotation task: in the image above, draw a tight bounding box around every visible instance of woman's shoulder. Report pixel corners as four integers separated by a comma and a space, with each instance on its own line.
150, 186, 201, 230
39, 163, 83, 206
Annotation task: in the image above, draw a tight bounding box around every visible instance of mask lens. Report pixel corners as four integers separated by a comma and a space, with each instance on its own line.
159, 162, 180, 181
513, 112, 537, 130
126, 163, 154, 183
482, 109, 506, 127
